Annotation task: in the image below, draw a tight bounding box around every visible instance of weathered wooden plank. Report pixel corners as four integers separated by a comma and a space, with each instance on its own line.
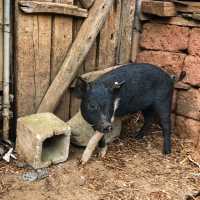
117, 0, 135, 64
176, 1, 200, 13
15, 0, 52, 117
98, 0, 122, 69
19, 1, 88, 17
79, 0, 95, 9
141, 16, 200, 28
142, 1, 176, 17
70, 0, 84, 118
37, 0, 115, 114
51, 0, 73, 121
0, 1, 3, 90
131, 0, 142, 62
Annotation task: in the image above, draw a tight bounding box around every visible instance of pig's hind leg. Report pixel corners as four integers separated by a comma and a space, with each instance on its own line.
98, 136, 108, 158
135, 108, 156, 140
155, 98, 172, 154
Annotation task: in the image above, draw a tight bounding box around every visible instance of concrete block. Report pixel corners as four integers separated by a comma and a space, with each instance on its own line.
16, 113, 71, 169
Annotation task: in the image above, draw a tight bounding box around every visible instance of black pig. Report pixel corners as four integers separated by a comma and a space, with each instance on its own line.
73, 63, 184, 154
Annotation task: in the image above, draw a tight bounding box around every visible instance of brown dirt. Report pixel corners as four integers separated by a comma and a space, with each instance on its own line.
0, 124, 200, 200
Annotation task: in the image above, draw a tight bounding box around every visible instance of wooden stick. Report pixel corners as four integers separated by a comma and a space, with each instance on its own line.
81, 131, 104, 164
79, 0, 95, 9
19, 1, 88, 18
37, 0, 115, 113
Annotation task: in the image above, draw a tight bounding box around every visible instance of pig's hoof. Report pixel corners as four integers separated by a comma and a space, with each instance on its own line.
98, 146, 108, 158
163, 149, 171, 155
134, 132, 144, 140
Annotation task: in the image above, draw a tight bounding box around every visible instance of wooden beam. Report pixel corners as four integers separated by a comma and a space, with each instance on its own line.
71, 64, 123, 87
176, 1, 200, 13
79, 0, 95, 9
19, 1, 88, 18
182, 13, 200, 21
37, 0, 115, 113
141, 15, 200, 28
156, 16, 200, 27
142, 1, 177, 17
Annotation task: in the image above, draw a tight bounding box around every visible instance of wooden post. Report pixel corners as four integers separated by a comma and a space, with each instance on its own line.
131, 0, 142, 62
37, 0, 115, 113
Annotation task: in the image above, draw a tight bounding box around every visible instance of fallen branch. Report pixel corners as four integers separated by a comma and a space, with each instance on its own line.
81, 131, 104, 164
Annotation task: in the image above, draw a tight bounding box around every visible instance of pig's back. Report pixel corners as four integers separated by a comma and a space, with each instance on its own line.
95, 63, 173, 116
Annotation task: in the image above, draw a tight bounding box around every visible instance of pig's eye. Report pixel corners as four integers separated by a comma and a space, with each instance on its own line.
88, 104, 98, 111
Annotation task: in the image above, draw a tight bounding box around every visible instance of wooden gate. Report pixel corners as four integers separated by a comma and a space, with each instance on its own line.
15, 0, 135, 121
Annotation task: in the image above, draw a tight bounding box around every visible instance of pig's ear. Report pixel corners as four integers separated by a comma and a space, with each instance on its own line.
72, 77, 89, 99
112, 81, 125, 91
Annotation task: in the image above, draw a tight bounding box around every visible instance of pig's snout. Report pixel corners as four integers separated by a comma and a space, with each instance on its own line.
102, 122, 113, 133
103, 125, 112, 133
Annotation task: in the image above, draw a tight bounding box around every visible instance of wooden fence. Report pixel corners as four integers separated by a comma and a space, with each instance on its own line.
0, 1, 3, 91
15, 0, 135, 121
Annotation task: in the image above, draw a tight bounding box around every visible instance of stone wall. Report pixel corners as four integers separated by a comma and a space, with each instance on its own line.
136, 22, 200, 147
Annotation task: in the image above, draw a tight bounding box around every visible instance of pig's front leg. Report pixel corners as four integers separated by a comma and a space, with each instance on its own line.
98, 136, 108, 158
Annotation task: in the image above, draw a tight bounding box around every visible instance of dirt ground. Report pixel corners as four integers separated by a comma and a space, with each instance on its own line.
0, 123, 200, 200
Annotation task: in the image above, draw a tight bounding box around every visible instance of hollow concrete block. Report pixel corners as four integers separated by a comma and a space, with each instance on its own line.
16, 113, 71, 169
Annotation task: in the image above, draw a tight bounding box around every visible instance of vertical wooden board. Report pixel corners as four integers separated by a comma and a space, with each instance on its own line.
51, 0, 73, 121
0, 1, 3, 90
98, 0, 122, 69
15, 0, 52, 117
84, 41, 97, 73
117, 0, 135, 64
69, 0, 84, 118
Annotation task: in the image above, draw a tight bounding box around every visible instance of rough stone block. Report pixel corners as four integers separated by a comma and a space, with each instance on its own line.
176, 88, 200, 121
140, 23, 189, 52
16, 113, 71, 169
136, 50, 186, 75
175, 115, 200, 147
188, 28, 200, 57
183, 55, 200, 86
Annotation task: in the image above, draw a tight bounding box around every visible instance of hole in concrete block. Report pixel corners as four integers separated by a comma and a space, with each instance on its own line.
41, 134, 67, 163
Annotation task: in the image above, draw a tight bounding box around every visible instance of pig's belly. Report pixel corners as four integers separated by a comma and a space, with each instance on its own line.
115, 95, 154, 117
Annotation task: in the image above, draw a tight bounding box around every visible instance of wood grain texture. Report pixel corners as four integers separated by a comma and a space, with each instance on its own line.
142, 1, 176, 17
98, 0, 122, 69
0, 1, 3, 90
117, 0, 135, 64
15, 0, 52, 117
37, 0, 115, 114
19, 1, 88, 17
51, 0, 73, 121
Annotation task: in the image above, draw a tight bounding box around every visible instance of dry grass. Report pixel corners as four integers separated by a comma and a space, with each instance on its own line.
0, 116, 200, 200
